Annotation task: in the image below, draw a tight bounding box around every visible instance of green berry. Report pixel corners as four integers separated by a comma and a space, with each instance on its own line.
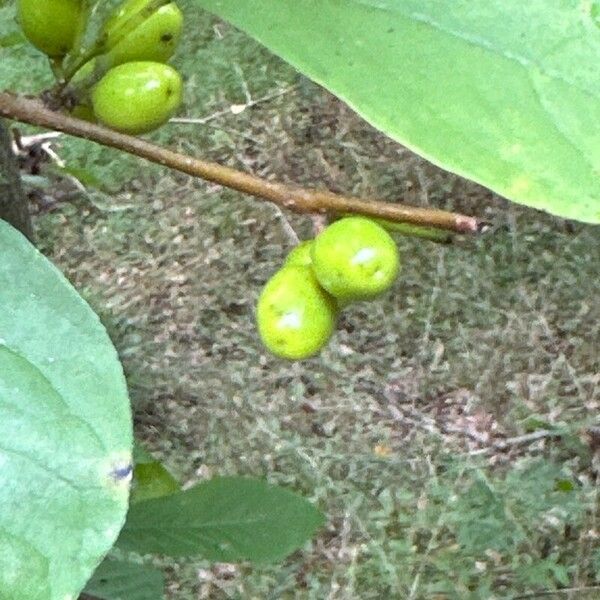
284, 240, 313, 267
70, 103, 96, 123
257, 266, 337, 360
91, 61, 183, 134
17, 0, 83, 57
102, 0, 183, 67
311, 217, 400, 301
285, 241, 353, 309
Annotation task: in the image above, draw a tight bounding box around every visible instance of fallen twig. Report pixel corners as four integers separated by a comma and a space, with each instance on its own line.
170, 84, 299, 125
512, 585, 600, 599
387, 401, 568, 457
468, 430, 565, 456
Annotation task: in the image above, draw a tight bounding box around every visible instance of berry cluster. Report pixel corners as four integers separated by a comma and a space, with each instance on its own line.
17, 0, 184, 134
257, 217, 401, 360
16, 4, 402, 362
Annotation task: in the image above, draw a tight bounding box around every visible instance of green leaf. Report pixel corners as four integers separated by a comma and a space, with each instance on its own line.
118, 477, 324, 563
0, 221, 133, 600
194, 0, 600, 223
0, 531, 50, 600
50, 164, 108, 191
554, 479, 575, 492
131, 442, 180, 504
520, 415, 556, 433
83, 558, 165, 600
131, 461, 180, 504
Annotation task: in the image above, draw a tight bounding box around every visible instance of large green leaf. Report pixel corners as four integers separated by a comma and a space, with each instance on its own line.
194, 0, 600, 223
117, 477, 325, 563
84, 558, 165, 600
0, 221, 133, 600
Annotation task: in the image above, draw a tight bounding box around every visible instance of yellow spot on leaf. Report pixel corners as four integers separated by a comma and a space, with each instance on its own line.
508, 176, 532, 196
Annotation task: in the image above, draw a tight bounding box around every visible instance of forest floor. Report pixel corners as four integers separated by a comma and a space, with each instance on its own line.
2, 2, 599, 598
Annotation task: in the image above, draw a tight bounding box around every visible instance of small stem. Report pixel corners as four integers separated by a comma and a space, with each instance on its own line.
49, 58, 65, 81
368, 217, 453, 243
0, 92, 489, 234
60, 0, 171, 86
58, 46, 97, 88
70, 0, 92, 65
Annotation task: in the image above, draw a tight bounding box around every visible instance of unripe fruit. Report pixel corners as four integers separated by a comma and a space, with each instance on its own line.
91, 61, 183, 134
257, 266, 337, 360
102, 0, 183, 66
17, 0, 82, 57
70, 104, 96, 122
311, 217, 400, 301
284, 241, 313, 267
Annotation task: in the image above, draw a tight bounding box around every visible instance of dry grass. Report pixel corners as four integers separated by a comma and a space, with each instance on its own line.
3, 2, 598, 597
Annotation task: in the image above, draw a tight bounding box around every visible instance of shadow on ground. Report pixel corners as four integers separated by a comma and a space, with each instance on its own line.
5, 3, 598, 598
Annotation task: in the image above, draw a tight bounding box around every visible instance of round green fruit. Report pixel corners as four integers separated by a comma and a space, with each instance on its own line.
257, 266, 337, 360
91, 61, 183, 134
102, 0, 183, 66
284, 240, 313, 267
17, 0, 83, 57
311, 217, 400, 301
70, 103, 96, 122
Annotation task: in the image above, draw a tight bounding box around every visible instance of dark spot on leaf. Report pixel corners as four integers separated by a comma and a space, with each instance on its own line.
161, 33, 173, 43
112, 463, 133, 480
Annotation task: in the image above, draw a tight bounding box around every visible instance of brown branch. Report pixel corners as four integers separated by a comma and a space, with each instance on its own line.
0, 118, 34, 241
0, 91, 489, 233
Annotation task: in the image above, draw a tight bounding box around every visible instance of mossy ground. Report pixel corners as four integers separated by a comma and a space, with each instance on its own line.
2, 1, 599, 598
